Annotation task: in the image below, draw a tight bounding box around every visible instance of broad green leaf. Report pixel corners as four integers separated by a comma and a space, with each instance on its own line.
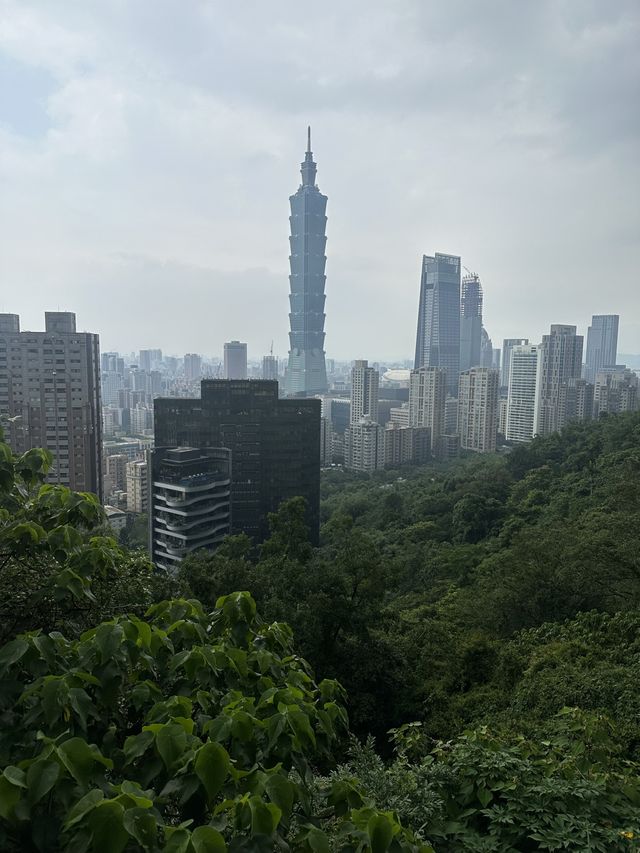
156, 723, 188, 771
0, 776, 21, 819
89, 800, 129, 853
249, 797, 281, 836
3, 766, 26, 789
304, 826, 330, 853
58, 738, 112, 786
265, 773, 295, 818
477, 786, 492, 808
64, 788, 105, 829
124, 731, 155, 763
26, 759, 60, 805
0, 637, 29, 673
162, 828, 191, 853
367, 813, 394, 853
123, 806, 157, 848
194, 742, 229, 801
190, 825, 226, 853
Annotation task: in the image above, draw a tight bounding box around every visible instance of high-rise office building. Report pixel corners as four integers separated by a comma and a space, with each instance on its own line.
184, 353, 202, 381
480, 327, 494, 368
350, 360, 379, 424
501, 338, 529, 389
414, 252, 461, 396
562, 379, 594, 424
154, 380, 320, 544
262, 355, 278, 381
0, 312, 102, 497
458, 367, 499, 453
286, 128, 328, 396
460, 273, 483, 372
584, 315, 619, 382
506, 344, 538, 443
408, 366, 446, 452
150, 448, 231, 572
223, 342, 247, 380
139, 349, 162, 372
534, 325, 583, 436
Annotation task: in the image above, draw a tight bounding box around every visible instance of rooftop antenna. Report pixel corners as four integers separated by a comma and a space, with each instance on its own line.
270, 340, 274, 356
307, 125, 311, 153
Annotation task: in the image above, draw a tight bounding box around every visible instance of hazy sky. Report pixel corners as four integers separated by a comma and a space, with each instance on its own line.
1, 1, 639, 361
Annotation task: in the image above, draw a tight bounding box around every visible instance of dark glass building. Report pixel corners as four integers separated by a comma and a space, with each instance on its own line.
286, 128, 328, 396
150, 447, 231, 572
154, 380, 320, 544
414, 253, 461, 396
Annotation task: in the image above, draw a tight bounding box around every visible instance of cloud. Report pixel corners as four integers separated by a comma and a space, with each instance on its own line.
1, 0, 638, 359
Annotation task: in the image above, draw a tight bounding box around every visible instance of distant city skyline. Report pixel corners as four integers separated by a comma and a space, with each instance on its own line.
2, 3, 638, 359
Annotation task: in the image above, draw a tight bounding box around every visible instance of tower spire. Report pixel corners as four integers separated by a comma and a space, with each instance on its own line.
300, 126, 317, 187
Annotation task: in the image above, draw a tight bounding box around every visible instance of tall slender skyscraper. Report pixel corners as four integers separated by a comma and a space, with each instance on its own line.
506, 344, 538, 443
458, 367, 499, 453
584, 315, 619, 382
460, 273, 483, 372
350, 360, 379, 424
414, 253, 461, 396
286, 128, 328, 396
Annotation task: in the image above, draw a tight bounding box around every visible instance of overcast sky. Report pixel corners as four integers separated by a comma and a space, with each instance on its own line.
1, 0, 639, 362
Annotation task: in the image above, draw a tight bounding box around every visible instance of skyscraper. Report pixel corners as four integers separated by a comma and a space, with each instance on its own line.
0, 312, 102, 498
408, 366, 447, 452
223, 341, 247, 380
184, 353, 202, 381
584, 315, 619, 382
534, 325, 583, 436
459, 273, 483, 372
506, 344, 538, 443
501, 338, 529, 389
458, 367, 499, 453
350, 360, 379, 424
262, 355, 278, 381
414, 253, 461, 396
286, 128, 328, 396
154, 380, 320, 544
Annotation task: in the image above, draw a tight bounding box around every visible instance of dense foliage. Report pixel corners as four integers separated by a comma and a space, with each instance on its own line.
1, 413, 639, 850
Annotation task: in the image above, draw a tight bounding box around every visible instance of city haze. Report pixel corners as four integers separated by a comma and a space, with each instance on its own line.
1, 1, 639, 359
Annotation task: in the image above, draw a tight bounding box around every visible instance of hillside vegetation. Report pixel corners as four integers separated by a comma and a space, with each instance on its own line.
1, 413, 639, 851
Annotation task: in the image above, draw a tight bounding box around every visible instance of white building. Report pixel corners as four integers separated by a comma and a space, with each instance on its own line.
458, 367, 499, 453
126, 459, 149, 514
506, 344, 538, 443
344, 418, 385, 472
350, 360, 379, 424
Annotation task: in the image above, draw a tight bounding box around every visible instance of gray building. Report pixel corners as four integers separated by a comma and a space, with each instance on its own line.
460, 273, 483, 372
350, 360, 379, 424
262, 355, 279, 381
184, 353, 202, 381
584, 315, 619, 382
223, 341, 247, 380
0, 312, 102, 498
286, 128, 328, 396
458, 367, 499, 453
408, 366, 447, 453
534, 324, 584, 436
150, 447, 231, 572
414, 252, 461, 396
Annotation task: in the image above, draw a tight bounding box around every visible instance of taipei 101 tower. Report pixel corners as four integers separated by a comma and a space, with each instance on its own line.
285, 127, 328, 396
